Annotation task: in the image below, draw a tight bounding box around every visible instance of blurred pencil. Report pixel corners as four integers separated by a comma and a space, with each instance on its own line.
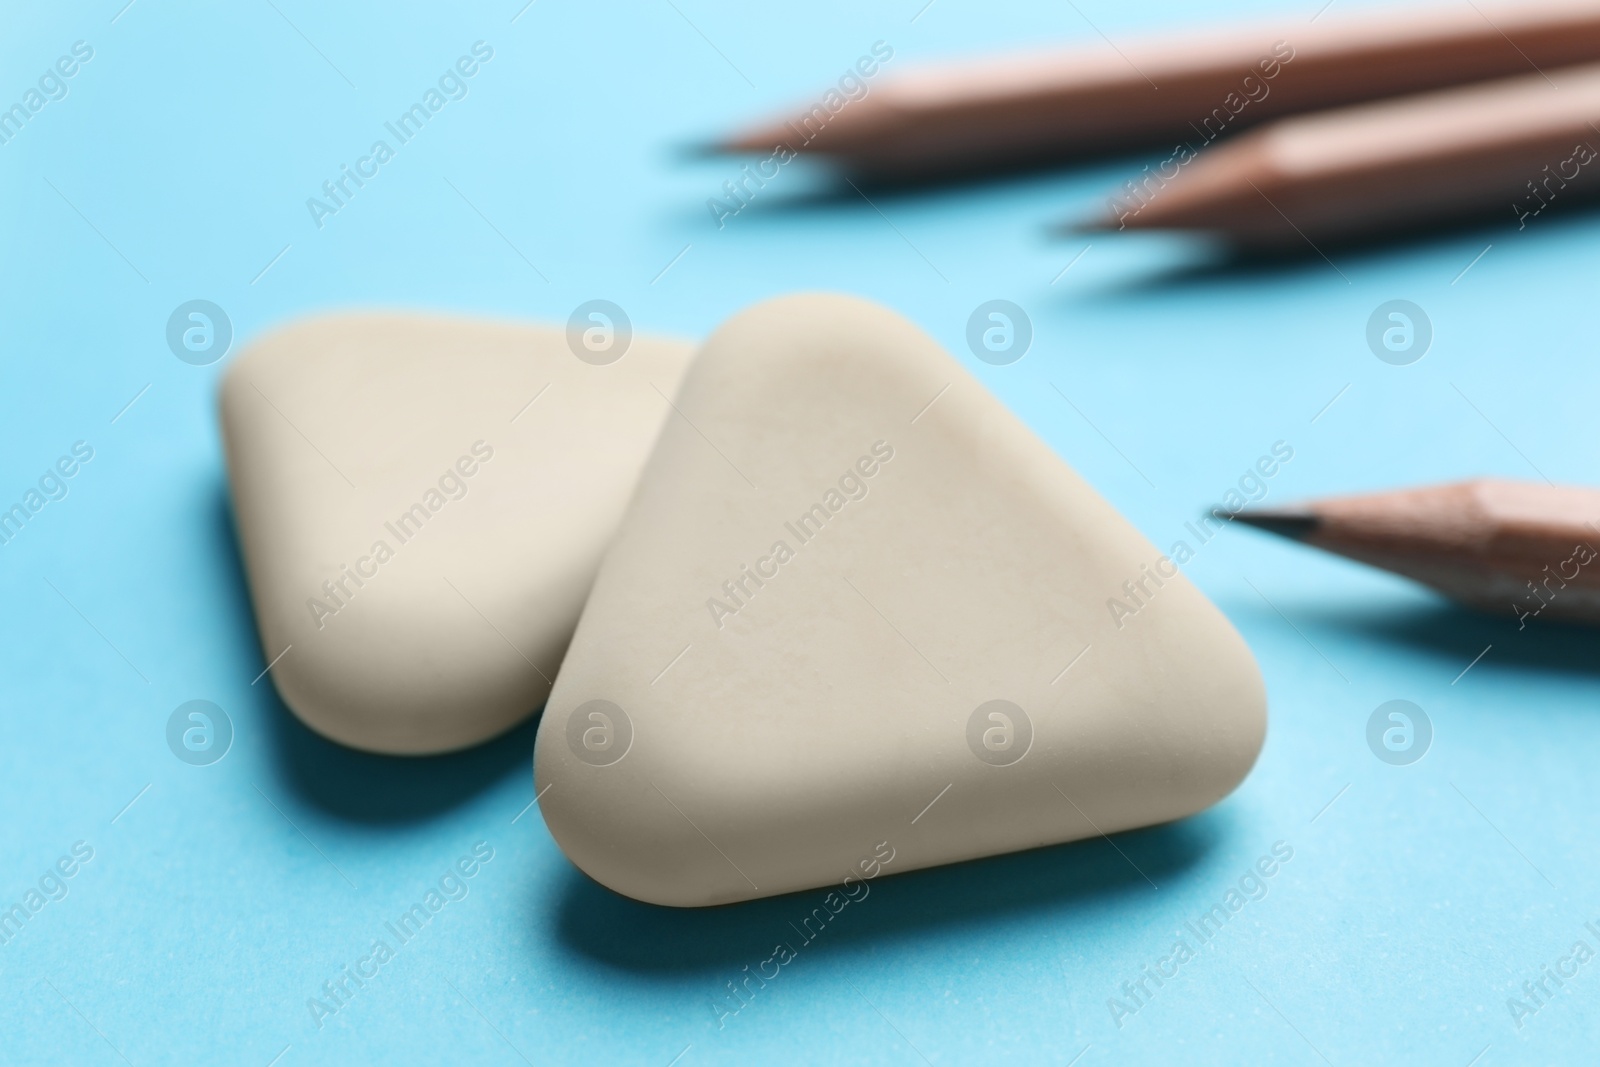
714, 1, 1600, 180
1076, 62, 1600, 245
1226, 480, 1600, 626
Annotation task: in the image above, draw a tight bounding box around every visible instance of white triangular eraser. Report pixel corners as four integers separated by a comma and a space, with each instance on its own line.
535, 294, 1265, 906
221, 312, 694, 754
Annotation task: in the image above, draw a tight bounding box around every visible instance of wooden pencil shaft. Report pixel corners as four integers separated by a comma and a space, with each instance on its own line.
1305, 483, 1597, 553
1096, 63, 1600, 243
1238, 480, 1600, 625
722, 1, 1600, 177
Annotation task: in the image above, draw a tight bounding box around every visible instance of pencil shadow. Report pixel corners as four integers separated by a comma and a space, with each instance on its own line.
1300, 600, 1600, 680
700, 163, 1123, 222
680, 134, 1147, 196
1079, 194, 1600, 297
549, 807, 1226, 976
211, 486, 541, 826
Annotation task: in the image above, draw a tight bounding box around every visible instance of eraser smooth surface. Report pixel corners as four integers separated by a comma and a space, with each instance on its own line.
535, 294, 1266, 906
221, 312, 695, 754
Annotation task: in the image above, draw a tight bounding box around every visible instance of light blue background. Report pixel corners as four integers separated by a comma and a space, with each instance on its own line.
3, 1, 1596, 1063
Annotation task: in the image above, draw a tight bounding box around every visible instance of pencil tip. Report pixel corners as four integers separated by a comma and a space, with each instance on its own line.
707, 126, 796, 156
1056, 215, 1116, 237
1222, 508, 1321, 541
677, 139, 732, 161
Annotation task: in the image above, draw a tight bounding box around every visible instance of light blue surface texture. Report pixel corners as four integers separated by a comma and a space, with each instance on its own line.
3, 1, 1597, 1063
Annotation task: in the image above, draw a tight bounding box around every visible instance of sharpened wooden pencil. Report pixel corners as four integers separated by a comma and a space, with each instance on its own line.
713, 1, 1600, 180
1077, 61, 1600, 246
1226, 480, 1600, 626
